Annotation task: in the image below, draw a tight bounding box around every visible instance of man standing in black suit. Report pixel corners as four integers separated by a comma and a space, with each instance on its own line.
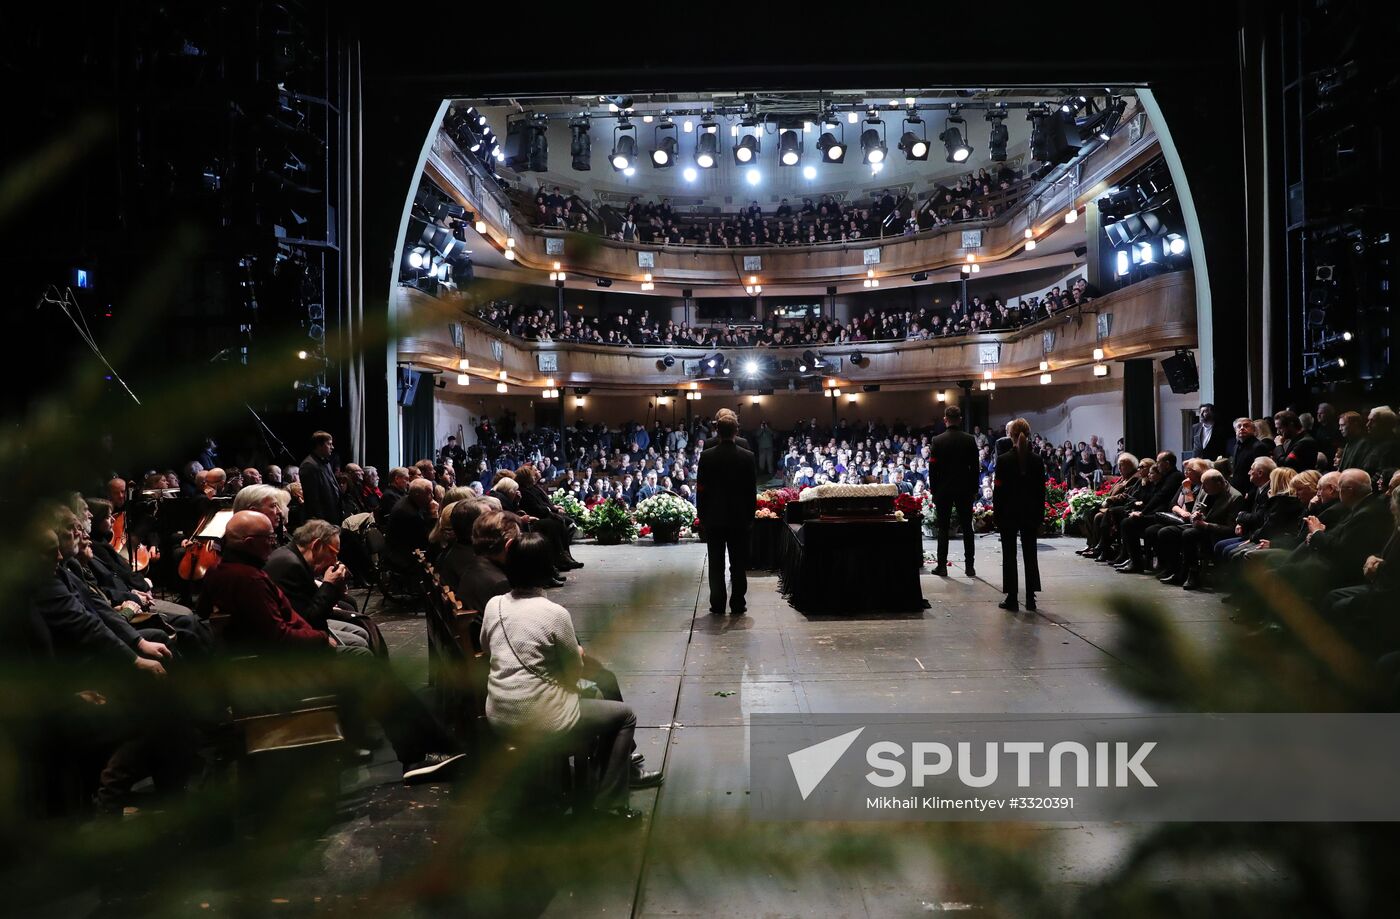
697, 411, 757, 616
1190, 403, 1233, 461
929, 405, 980, 577
298, 431, 341, 524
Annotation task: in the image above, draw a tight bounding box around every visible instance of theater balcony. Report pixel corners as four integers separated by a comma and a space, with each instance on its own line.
396, 270, 1195, 395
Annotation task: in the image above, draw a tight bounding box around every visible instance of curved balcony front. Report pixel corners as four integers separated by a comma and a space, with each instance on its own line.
398, 271, 1196, 392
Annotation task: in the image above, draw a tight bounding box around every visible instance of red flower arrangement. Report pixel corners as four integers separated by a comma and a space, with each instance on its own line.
638, 525, 652, 537
894, 493, 924, 518
755, 486, 802, 518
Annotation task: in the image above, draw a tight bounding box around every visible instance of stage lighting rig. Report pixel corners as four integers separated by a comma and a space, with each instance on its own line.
611, 118, 637, 171
939, 114, 972, 163
860, 116, 887, 165
898, 115, 929, 161
986, 108, 1009, 161
570, 116, 592, 170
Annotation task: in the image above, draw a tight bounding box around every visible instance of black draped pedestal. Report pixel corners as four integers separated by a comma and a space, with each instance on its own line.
778, 518, 927, 615
747, 517, 786, 571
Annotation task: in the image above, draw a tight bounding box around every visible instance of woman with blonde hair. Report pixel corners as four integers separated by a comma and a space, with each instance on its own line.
993, 418, 1047, 611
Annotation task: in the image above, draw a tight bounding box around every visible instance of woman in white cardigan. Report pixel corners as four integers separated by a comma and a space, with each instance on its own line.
481, 533, 655, 823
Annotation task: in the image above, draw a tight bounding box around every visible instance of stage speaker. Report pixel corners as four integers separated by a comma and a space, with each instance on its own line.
397, 367, 422, 406
1161, 352, 1199, 394
826, 286, 837, 296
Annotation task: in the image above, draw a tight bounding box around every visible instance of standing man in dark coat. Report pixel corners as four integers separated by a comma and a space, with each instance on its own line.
929, 405, 981, 577
697, 409, 757, 616
993, 418, 1047, 612
1190, 403, 1233, 461
298, 431, 341, 524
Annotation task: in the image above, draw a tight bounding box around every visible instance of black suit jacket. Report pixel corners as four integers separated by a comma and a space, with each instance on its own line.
1191, 423, 1233, 461
263, 545, 343, 630
1277, 434, 1321, 472
929, 426, 979, 502
386, 499, 431, 568
1229, 437, 1274, 494
992, 451, 1046, 532
92, 540, 149, 593
704, 435, 751, 452
44, 563, 141, 661
1297, 492, 1394, 583
299, 453, 341, 523
1142, 469, 1186, 514
697, 440, 758, 530
439, 543, 478, 592
456, 553, 511, 649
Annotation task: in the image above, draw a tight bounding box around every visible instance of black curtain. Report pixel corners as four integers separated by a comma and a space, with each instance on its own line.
1122, 358, 1157, 459
402, 375, 435, 466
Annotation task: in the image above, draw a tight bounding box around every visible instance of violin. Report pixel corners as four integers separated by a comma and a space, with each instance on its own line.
112, 510, 159, 573
177, 508, 229, 582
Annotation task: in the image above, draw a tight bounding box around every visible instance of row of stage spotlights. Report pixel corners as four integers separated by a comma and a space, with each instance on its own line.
565, 107, 1037, 178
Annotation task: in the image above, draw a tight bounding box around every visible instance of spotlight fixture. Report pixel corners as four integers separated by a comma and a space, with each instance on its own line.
694, 118, 719, 169
803, 165, 817, 180
407, 246, 428, 269
860, 118, 887, 164
611, 119, 637, 171
496, 382, 507, 393
778, 130, 802, 166
1093, 348, 1105, 361
650, 122, 678, 168
986, 108, 1009, 161
936, 390, 947, 402
683, 166, 698, 182
1040, 373, 1052, 385
744, 359, 760, 376
662, 354, 675, 367
850, 350, 864, 364
817, 126, 847, 164
939, 115, 972, 163
1065, 208, 1078, 224
733, 133, 760, 166
898, 115, 928, 161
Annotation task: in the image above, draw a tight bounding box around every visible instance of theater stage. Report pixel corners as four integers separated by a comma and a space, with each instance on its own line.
91, 538, 1274, 917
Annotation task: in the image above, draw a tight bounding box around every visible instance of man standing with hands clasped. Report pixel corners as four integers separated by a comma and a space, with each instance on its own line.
929, 404, 981, 577
697, 409, 757, 616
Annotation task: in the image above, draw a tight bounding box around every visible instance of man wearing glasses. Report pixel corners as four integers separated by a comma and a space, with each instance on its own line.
263, 518, 379, 652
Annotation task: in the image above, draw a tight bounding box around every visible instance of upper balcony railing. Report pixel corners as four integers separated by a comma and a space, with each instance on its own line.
398, 270, 1195, 391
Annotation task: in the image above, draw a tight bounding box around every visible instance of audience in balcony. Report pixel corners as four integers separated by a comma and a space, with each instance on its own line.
521, 167, 1026, 248
472, 280, 1095, 350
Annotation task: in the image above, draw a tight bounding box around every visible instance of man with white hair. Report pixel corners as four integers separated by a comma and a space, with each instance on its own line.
1364, 406, 1400, 475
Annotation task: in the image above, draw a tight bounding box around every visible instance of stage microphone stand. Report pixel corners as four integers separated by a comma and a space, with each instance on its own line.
246, 403, 298, 464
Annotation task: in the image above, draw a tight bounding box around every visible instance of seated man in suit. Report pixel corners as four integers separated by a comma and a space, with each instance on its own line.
263, 519, 382, 653
386, 478, 436, 574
